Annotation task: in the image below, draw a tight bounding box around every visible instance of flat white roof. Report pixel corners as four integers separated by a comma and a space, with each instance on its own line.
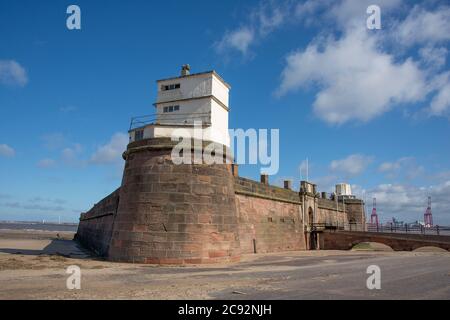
156, 70, 231, 89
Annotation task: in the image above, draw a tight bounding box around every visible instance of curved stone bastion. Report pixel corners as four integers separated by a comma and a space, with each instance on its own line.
76, 137, 241, 264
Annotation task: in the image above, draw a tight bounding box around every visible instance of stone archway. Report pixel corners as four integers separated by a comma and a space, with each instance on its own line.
308, 207, 317, 250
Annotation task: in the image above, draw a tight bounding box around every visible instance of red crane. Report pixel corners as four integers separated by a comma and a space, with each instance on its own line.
424, 196, 433, 228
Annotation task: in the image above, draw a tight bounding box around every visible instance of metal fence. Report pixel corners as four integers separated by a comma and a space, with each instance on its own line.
129, 112, 212, 130
311, 222, 450, 236
366, 223, 449, 236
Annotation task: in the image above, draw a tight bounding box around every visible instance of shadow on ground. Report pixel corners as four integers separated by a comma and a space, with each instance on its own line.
0, 238, 91, 259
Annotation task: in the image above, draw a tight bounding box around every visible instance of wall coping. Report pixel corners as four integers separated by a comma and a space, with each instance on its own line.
235, 189, 302, 205
123, 137, 234, 162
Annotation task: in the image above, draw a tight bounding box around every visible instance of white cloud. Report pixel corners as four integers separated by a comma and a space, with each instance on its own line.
429, 81, 450, 116
0, 60, 28, 86
215, 0, 290, 56
37, 134, 127, 168
270, 1, 450, 124
37, 158, 56, 168
394, 5, 450, 46
90, 133, 128, 165
294, 0, 402, 31
277, 28, 428, 124
2, 201, 65, 212
255, 2, 286, 36
61, 143, 83, 164
378, 162, 400, 173
0, 144, 15, 157
419, 46, 448, 70
28, 197, 66, 205
329, 0, 402, 30
389, 4, 450, 118
330, 154, 373, 177
216, 27, 255, 55
295, 0, 328, 20
367, 180, 450, 224
217, 1, 450, 123
378, 157, 414, 173
378, 157, 424, 181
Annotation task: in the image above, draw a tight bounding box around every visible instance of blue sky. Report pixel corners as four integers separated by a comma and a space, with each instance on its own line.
1, 0, 449, 224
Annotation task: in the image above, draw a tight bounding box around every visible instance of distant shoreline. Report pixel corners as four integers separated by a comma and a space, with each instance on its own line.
0, 221, 78, 232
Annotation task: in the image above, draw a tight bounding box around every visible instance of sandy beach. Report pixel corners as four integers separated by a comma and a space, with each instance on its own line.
0, 229, 449, 300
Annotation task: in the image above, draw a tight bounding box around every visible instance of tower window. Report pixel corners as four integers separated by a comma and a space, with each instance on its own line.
163, 105, 180, 113
162, 83, 180, 91
135, 130, 144, 141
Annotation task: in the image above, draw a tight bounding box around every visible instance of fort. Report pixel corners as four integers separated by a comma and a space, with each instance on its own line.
75, 65, 366, 264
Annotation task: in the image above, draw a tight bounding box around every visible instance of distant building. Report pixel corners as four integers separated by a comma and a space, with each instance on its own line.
335, 183, 356, 200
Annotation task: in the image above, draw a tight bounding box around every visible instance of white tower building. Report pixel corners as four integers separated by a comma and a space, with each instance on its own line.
129, 65, 231, 146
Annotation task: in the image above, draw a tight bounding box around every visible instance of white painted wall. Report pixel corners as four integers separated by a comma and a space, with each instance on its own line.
156, 98, 211, 125
129, 70, 230, 147
210, 100, 230, 146
129, 124, 230, 147
211, 74, 229, 107
156, 72, 229, 108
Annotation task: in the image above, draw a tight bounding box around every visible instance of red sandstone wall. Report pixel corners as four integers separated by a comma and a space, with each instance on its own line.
316, 206, 348, 227
236, 194, 306, 253
345, 200, 366, 229
75, 188, 120, 256
75, 139, 365, 263
107, 139, 241, 264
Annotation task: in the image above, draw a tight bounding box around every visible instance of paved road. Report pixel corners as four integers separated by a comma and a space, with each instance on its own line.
212, 251, 450, 299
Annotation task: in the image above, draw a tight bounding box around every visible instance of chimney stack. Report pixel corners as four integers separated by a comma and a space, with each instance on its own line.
231, 164, 239, 177
284, 180, 292, 190
260, 174, 269, 185
181, 64, 190, 76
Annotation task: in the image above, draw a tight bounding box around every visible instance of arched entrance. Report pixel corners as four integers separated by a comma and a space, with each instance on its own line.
308, 207, 317, 250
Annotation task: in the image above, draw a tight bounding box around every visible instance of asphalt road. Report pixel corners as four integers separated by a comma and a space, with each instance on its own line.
212, 251, 450, 299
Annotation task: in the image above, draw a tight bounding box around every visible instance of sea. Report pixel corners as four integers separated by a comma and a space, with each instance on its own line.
0, 221, 78, 232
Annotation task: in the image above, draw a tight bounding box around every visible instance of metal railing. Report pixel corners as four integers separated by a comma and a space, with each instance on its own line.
129, 112, 212, 130
309, 222, 449, 236
129, 114, 157, 130
366, 223, 449, 236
